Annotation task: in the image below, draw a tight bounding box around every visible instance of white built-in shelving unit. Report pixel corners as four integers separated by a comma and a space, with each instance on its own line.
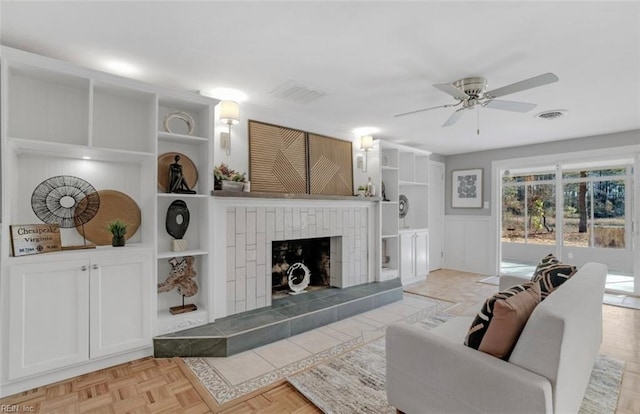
155, 96, 214, 335
374, 140, 431, 284
0, 46, 217, 397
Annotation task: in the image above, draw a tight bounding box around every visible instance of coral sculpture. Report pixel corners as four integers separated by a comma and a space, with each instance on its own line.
157, 256, 198, 297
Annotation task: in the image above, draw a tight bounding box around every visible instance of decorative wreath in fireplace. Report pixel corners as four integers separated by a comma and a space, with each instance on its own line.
287, 262, 310, 294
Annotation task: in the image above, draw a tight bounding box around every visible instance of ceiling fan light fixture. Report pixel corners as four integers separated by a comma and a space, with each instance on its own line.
535, 109, 568, 120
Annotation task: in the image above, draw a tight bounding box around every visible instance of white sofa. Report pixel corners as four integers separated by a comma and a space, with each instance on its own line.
386, 262, 607, 414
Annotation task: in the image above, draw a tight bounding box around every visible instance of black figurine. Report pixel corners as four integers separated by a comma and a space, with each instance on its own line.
168, 154, 196, 194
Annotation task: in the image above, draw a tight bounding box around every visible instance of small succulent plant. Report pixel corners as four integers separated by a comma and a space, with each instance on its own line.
106, 219, 128, 238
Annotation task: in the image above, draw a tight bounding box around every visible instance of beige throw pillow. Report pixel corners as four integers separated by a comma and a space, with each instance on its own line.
479, 282, 541, 359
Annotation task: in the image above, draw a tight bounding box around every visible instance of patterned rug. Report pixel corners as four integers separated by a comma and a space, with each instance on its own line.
182, 295, 451, 405
288, 335, 624, 414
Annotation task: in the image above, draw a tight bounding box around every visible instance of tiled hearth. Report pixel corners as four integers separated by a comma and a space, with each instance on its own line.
153, 278, 402, 357
225, 205, 370, 315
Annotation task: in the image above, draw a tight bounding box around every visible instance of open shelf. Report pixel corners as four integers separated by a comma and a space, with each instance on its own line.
158, 131, 209, 144
399, 180, 429, 186
8, 137, 155, 163
7, 61, 90, 145
93, 81, 155, 153
157, 193, 210, 199
157, 249, 209, 259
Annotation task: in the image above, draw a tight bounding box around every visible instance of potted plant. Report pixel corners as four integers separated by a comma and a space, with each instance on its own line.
214, 163, 247, 192
357, 185, 367, 197
107, 219, 128, 247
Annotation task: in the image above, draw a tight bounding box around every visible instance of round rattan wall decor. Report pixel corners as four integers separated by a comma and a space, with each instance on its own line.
77, 190, 141, 245
31, 175, 100, 228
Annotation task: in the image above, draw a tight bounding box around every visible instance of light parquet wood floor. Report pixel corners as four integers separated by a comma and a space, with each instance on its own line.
1, 269, 638, 413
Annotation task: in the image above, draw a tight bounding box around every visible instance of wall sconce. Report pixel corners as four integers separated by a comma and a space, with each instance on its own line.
219, 100, 240, 155
359, 135, 373, 172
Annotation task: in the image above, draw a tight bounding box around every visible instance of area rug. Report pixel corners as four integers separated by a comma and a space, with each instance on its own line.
288, 338, 624, 414
182, 295, 452, 405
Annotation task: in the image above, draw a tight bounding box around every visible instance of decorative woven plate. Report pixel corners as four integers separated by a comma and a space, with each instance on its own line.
31, 175, 100, 228
78, 190, 141, 245
157, 152, 198, 192
399, 194, 409, 219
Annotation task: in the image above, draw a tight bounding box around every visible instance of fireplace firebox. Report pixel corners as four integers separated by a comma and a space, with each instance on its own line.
271, 237, 331, 298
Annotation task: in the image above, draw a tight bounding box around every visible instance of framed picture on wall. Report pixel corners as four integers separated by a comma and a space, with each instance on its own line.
452, 168, 483, 208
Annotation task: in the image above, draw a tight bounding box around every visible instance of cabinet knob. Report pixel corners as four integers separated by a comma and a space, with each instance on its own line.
81, 265, 88, 271
92, 264, 99, 270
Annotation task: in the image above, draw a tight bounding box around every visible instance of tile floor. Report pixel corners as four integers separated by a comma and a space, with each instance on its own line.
184, 293, 450, 402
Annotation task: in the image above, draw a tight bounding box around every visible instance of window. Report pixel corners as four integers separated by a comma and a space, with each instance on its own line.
562, 168, 627, 248
502, 173, 555, 244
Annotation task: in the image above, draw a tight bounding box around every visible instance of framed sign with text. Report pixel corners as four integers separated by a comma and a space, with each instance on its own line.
10, 224, 62, 257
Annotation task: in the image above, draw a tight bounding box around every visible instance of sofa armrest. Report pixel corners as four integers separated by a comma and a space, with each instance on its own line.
386, 323, 553, 414
499, 274, 530, 291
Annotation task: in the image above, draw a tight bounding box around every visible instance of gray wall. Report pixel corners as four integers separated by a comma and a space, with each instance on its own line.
430, 152, 446, 163
445, 129, 640, 216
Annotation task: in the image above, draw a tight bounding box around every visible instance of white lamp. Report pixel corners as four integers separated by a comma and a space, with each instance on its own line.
219, 100, 240, 155
360, 135, 373, 172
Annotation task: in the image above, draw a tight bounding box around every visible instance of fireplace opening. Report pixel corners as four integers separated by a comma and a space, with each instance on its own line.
271, 237, 331, 299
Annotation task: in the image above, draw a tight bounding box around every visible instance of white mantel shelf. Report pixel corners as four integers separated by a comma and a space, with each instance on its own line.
212, 190, 381, 202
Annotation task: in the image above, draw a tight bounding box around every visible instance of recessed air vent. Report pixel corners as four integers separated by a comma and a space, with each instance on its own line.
269, 80, 326, 104
535, 109, 568, 120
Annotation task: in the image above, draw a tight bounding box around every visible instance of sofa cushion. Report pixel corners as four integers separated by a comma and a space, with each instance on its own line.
464, 281, 536, 351
532, 253, 577, 299
479, 282, 541, 359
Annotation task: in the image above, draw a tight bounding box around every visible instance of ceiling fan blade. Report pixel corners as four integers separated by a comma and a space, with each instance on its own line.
484, 72, 559, 98
484, 99, 537, 113
433, 83, 469, 100
394, 104, 453, 118
442, 108, 465, 127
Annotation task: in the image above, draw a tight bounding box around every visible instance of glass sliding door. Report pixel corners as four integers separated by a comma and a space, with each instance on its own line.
561, 167, 632, 292
500, 160, 636, 295
502, 173, 555, 245
501, 171, 557, 266
562, 178, 626, 248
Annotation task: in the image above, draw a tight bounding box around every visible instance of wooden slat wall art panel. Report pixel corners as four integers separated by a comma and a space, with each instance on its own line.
308, 133, 353, 196
249, 121, 308, 194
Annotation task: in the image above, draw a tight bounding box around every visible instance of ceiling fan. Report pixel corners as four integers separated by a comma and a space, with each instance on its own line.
394, 73, 559, 131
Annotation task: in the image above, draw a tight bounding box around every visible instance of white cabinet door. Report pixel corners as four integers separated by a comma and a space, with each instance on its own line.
89, 250, 152, 358
415, 231, 429, 278
400, 231, 429, 284
400, 232, 415, 283
8, 260, 90, 379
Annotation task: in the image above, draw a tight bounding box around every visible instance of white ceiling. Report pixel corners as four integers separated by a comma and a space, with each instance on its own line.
1, 1, 639, 155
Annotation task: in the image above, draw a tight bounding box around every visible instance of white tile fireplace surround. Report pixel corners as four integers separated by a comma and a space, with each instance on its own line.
212, 196, 377, 318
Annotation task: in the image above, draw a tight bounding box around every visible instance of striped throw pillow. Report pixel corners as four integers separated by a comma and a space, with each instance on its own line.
531, 253, 577, 299
464, 281, 536, 352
